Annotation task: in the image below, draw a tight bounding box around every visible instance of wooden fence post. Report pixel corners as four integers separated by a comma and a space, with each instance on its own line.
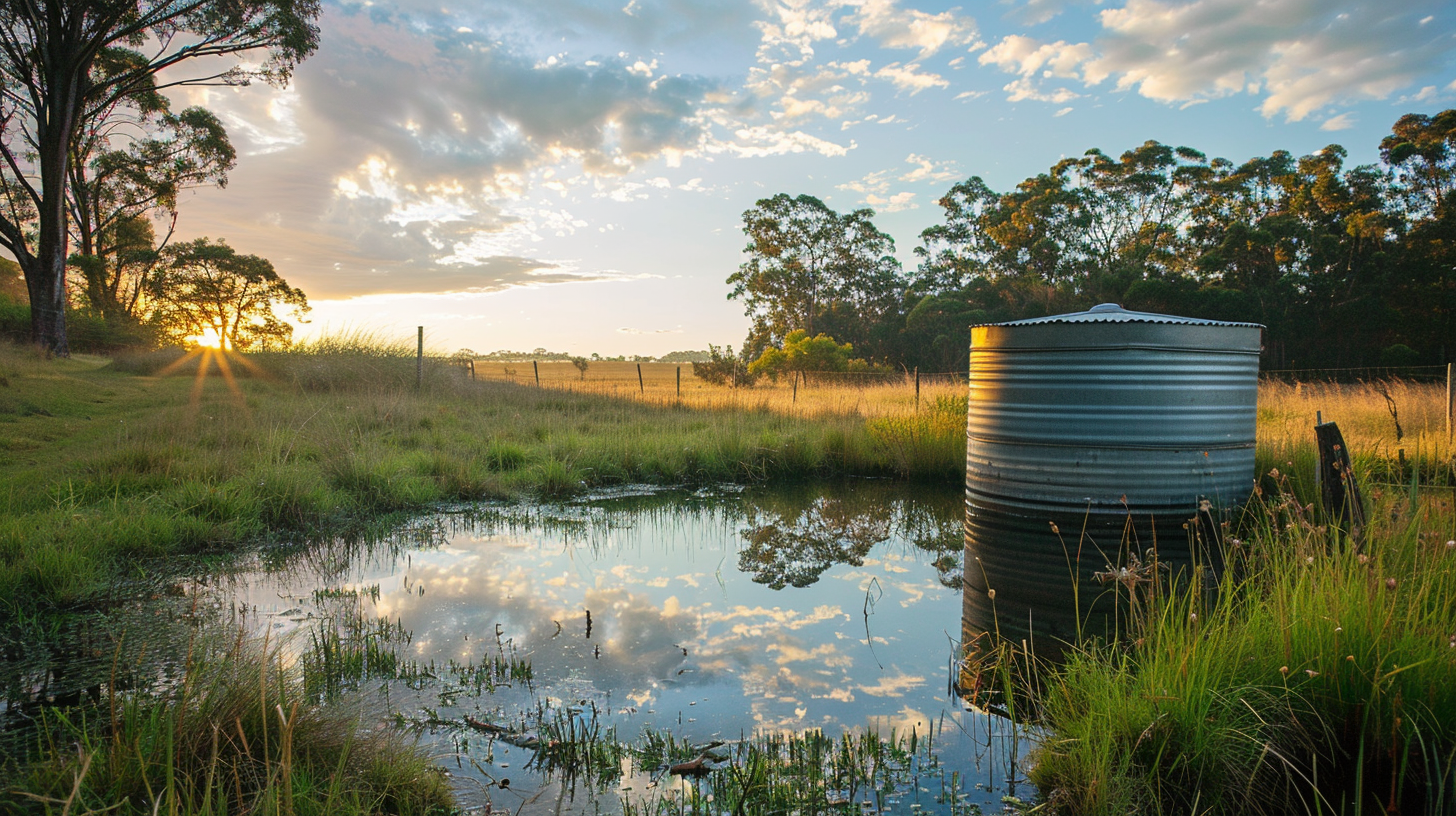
1446, 362, 1453, 439
469, 359, 475, 380
792, 371, 798, 404
533, 359, 540, 387
637, 363, 645, 394
415, 326, 423, 391
914, 367, 920, 411
1315, 420, 1366, 542
676, 366, 681, 397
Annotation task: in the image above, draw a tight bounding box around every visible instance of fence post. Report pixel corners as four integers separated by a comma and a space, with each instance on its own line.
676, 366, 681, 397
469, 359, 475, 380
1447, 362, 1453, 439
914, 367, 920, 411
637, 363, 645, 394
533, 359, 540, 387
792, 371, 798, 404
416, 326, 423, 391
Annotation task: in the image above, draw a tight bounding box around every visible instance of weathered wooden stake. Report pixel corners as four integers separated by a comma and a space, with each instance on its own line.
1447, 362, 1453, 439
469, 359, 475, 380
533, 359, 540, 387
676, 366, 681, 397
792, 371, 798, 404
416, 326, 423, 391
1315, 420, 1366, 542
914, 366, 920, 411
637, 363, 645, 394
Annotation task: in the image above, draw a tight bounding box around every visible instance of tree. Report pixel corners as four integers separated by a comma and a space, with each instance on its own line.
0, 0, 319, 354
728, 194, 904, 360
748, 330, 855, 380
148, 238, 308, 350
570, 356, 590, 380
68, 98, 235, 322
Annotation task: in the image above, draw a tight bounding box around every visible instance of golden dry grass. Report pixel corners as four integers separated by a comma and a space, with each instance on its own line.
470, 359, 967, 419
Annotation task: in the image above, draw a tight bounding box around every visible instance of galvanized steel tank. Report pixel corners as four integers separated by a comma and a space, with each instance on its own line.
960, 304, 1262, 655
966, 303, 1262, 518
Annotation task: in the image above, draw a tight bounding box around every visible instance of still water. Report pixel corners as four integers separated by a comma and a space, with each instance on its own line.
3, 481, 1034, 814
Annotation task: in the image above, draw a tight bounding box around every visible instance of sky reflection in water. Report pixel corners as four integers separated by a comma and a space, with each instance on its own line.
227, 481, 1029, 812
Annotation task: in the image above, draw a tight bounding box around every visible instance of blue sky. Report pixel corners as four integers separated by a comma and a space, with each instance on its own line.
166, 0, 1456, 356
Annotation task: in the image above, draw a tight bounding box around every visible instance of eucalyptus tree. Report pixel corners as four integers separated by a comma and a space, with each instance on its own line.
0, 0, 319, 354
149, 237, 307, 350
729, 194, 904, 359
67, 56, 235, 321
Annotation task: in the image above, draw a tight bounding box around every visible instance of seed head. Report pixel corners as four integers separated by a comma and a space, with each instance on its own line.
1385, 577, 1398, 590
1048, 522, 1059, 534
987, 589, 996, 600
1305, 670, 1319, 678
1358, 554, 1369, 564
1447, 540, 1455, 551
1279, 666, 1289, 676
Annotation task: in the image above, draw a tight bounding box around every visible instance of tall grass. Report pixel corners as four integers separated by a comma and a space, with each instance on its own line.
9, 626, 452, 815
1010, 477, 1456, 815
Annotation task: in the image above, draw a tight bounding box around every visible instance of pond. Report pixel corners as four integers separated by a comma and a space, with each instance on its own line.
2, 481, 1034, 814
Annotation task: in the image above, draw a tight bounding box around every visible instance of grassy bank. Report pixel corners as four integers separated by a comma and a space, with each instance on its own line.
0, 339, 965, 610
983, 479, 1456, 814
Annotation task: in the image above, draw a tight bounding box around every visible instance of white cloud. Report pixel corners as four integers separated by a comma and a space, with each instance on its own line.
899, 152, 958, 183
1320, 112, 1355, 131
1002, 77, 1080, 103
975, 0, 1456, 122
873, 62, 948, 93
864, 190, 916, 211
836, 0, 980, 59
1092, 0, 1456, 121
978, 35, 1093, 79
1054, 106, 1073, 117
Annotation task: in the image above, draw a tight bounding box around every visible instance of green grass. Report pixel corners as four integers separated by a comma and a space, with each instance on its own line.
0, 339, 964, 610
8, 626, 453, 815
1004, 480, 1456, 815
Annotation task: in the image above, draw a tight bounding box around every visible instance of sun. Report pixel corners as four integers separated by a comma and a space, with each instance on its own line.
188, 327, 225, 349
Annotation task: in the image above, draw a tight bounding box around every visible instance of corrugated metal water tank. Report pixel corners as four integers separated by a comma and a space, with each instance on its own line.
960, 304, 1263, 656
966, 303, 1263, 518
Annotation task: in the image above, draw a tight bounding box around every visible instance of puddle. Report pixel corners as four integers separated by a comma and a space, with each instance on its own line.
1, 481, 1036, 813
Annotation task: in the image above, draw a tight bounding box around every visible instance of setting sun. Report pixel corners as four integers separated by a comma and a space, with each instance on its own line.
189, 328, 225, 349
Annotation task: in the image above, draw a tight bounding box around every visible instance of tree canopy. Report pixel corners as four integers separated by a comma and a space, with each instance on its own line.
728, 194, 905, 361
149, 238, 308, 350
0, 0, 319, 354
731, 109, 1456, 374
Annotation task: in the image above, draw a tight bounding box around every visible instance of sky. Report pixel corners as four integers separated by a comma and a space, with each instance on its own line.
162, 0, 1456, 357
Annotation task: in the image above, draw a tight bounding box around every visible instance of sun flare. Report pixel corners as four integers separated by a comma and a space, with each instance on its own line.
189, 328, 225, 349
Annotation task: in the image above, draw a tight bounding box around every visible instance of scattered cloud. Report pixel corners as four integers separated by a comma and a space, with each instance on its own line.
1002, 78, 1080, 104
975, 0, 1456, 121
1320, 112, 1356, 131
873, 62, 949, 93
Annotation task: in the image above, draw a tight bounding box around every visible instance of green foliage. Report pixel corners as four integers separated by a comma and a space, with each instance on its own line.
149, 238, 309, 350
690, 342, 755, 386
729, 193, 906, 361
1015, 485, 1456, 815
748, 329, 856, 379
0, 0, 321, 354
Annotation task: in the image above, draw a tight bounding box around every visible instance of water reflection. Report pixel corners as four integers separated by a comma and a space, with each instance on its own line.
961, 503, 1223, 660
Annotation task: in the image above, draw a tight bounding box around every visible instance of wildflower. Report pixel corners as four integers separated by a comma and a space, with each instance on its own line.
1347, 655, 1355, 662
1189, 613, 1198, 622
1269, 468, 1281, 478
1335, 627, 1343, 634
1358, 553, 1369, 564
1048, 522, 1059, 534
1386, 578, 1398, 590
1447, 540, 1455, 551
987, 589, 996, 600
1306, 557, 1314, 565
1305, 670, 1319, 678
1279, 666, 1289, 675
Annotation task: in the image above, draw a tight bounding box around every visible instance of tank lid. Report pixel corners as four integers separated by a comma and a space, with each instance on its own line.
976, 303, 1263, 329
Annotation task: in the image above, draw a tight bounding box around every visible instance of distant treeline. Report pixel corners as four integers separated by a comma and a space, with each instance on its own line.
731, 109, 1456, 373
